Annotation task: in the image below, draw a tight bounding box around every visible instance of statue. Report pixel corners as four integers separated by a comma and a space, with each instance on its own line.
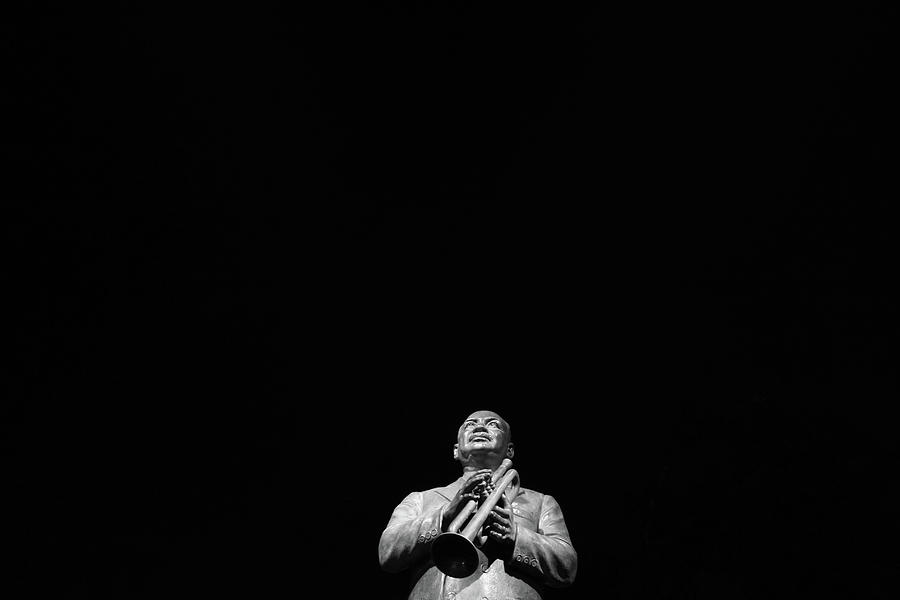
378, 410, 577, 599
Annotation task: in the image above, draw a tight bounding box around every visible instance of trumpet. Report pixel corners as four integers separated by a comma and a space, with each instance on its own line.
432, 458, 520, 578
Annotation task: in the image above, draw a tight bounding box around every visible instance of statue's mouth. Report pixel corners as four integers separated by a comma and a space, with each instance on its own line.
470, 435, 490, 442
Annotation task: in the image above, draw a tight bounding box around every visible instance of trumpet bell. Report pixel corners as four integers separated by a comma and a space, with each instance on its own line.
431, 532, 480, 578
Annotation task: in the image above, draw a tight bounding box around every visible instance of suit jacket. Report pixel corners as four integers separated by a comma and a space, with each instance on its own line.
379, 474, 577, 600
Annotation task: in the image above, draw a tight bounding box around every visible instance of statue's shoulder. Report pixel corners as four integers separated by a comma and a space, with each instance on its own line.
513, 486, 545, 505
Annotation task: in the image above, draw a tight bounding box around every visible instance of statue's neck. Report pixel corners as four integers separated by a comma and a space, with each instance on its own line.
461, 458, 503, 475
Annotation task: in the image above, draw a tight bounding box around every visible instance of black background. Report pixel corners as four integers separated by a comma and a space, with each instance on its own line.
5, 2, 897, 599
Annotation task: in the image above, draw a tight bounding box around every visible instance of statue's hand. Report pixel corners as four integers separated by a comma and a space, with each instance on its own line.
484, 494, 517, 552
442, 469, 493, 531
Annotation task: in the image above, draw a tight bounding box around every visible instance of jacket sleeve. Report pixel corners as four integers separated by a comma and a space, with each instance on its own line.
378, 492, 445, 573
509, 494, 578, 587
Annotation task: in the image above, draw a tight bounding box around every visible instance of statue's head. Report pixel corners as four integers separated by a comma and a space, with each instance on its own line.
453, 410, 514, 467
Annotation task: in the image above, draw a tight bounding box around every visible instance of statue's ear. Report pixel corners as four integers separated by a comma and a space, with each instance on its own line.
453, 443, 459, 460
506, 442, 515, 459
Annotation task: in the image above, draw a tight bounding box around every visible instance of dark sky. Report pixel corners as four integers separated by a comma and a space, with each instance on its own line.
5, 2, 898, 599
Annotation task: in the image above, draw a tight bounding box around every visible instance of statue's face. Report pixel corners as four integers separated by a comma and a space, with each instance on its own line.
455, 410, 511, 462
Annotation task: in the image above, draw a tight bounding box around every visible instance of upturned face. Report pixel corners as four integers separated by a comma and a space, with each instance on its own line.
455, 410, 512, 464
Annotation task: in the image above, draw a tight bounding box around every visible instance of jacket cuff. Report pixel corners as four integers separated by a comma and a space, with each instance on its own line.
510, 526, 542, 573
414, 506, 443, 547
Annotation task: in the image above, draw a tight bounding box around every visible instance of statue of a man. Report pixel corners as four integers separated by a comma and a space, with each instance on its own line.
378, 410, 577, 599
